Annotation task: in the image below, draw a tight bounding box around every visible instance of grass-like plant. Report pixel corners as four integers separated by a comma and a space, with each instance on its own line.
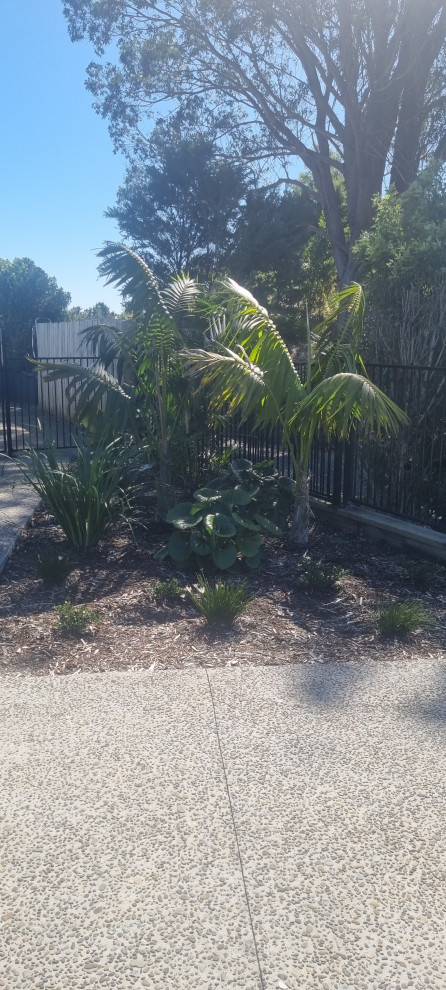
296, 556, 344, 591
54, 600, 101, 635
378, 601, 431, 638
19, 439, 140, 549
189, 575, 254, 625
152, 577, 183, 602
34, 547, 73, 584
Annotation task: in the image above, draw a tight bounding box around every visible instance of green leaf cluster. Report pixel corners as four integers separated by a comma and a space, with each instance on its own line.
159, 458, 296, 570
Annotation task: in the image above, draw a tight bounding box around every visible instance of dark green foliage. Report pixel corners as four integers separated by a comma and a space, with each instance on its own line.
296, 557, 344, 592
152, 577, 184, 602
107, 126, 247, 280
189, 575, 254, 625
55, 601, 101, 635
34, 548, 73, 584
19, 439, 141, 549
0, 257, 70, 360
158, 458, 295, 569
400, 557, 443, 590
378, 601, 431, 638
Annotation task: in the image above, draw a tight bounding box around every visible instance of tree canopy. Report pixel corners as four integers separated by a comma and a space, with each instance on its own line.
0, 258, 70, 360
107, 127, 248, 278
64, 0, 446, 282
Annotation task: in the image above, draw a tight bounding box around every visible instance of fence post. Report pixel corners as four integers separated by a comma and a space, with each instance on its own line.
332, 439, 343, 505
0, 333, 14, 457
343, 432, 355, 505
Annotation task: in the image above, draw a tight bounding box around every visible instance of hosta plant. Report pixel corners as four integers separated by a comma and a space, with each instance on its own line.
157, 458, 295, 570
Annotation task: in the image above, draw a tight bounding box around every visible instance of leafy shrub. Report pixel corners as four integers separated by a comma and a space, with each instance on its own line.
152, 577, 183, 602
54, 601, 101, 635
189, 575, 254, 625
157, 458, 295, 570
296, 556, 344, 591
20, 439, 141, 549
34, 548, 73, 584
378, 601, 431, 638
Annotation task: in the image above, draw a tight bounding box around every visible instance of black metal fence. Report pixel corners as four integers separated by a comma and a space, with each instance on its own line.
1, 353, 445, 532
211, 364, 446, 533
0, 356, 96, 455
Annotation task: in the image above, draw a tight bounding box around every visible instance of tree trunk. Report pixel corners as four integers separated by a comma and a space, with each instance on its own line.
289, 470, 311, 547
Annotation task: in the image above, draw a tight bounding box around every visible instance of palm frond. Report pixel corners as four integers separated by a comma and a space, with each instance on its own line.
293, 373, 409, 452
33, 360, 135, 430
312, 283, 366, 379
97, 242, 169, 317
160, 274, 200, 315
182, 346, 267, 420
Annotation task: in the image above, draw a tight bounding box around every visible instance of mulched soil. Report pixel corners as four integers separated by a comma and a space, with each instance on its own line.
1, 498, 445, 677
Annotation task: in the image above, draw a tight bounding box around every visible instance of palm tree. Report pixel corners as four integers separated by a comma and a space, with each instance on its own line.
182, 280, 408, 545
36, 243, 205, 515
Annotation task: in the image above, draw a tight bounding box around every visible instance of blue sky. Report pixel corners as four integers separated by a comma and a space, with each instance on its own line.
1, 0, 128, 310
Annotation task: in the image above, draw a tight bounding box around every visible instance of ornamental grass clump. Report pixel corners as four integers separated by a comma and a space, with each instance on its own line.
34, 547, 73, 584
378, 601, 431, 638
189, 575, 254, 626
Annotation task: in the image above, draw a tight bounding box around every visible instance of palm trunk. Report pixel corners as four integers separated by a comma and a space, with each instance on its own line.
289, 469, 310, 546
156, 440, 176, 518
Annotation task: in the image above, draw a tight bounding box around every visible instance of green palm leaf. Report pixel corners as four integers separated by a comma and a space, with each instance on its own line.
293, 372, 408, 451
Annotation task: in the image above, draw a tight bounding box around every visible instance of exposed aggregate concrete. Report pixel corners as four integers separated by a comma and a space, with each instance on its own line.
0, 659, 445, 989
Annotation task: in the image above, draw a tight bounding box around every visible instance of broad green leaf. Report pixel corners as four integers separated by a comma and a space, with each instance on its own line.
166, 501, 202, 529
219, 486, 252, 506
230, 458, 254, 473
254, 513, 284, 535
244, 550, 262, 570
212, 513, 237, 537
212, 545, 238, 569
190, 531, 211, 556
193, 487, 223, 502
167, 530, 191, 562
232, 512, 260, 531
237, 533, 262, 557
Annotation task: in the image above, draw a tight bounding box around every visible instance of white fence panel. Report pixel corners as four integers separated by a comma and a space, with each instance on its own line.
35, 319, 127, 420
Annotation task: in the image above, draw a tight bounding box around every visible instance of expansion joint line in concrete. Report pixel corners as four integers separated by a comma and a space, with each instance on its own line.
205, 669, 266, 990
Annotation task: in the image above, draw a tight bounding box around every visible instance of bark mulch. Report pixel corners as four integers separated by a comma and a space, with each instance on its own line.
1, 500, 445, 677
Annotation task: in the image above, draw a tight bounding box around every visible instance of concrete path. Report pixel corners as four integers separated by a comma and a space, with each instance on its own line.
0, 456, 40, 574
1, 659, 445, 989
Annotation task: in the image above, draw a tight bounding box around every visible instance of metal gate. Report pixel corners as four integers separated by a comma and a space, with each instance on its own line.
0, 350, 82, 454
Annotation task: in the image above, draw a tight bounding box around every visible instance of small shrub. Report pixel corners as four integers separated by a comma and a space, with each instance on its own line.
378, 601, 431, 638
35, 548, 73, 584
152, 577, 183, 602
189, 575, 254, 625
296, 557, 344, 591
55, 601, 101, 636
403, 560, 442, 589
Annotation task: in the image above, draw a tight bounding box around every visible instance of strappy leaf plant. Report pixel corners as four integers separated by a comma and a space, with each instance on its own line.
183, 280, 408, 545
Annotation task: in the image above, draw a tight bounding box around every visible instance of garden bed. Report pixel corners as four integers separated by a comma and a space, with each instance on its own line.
1, 498, 445, 677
